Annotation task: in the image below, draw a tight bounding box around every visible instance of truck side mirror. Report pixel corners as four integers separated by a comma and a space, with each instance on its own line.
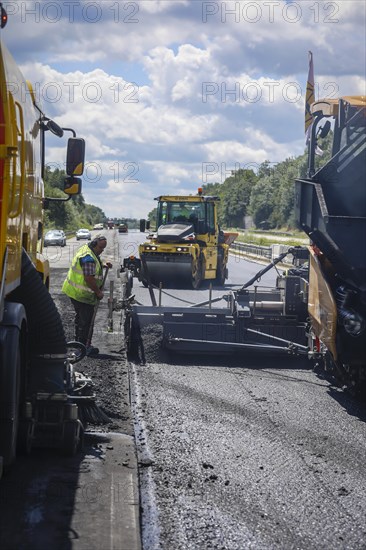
140, 219, 146, 232
66, 137, 85, 176
64, 176, 82, 196
146, 220, 150, 230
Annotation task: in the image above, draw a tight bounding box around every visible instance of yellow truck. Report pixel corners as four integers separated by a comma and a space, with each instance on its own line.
0, 19, 86, 472
138, 189, 237, 288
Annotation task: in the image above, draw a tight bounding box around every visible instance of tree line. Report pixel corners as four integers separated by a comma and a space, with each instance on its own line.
202, 133, 332, 230
147, 134, 332, 230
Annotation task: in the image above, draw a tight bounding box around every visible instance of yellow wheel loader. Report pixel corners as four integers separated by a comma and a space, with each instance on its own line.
137, 189, 237, 289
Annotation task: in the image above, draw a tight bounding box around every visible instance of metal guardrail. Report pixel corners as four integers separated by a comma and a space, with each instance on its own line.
230, 241, 272, 260
230, 242, 298, 266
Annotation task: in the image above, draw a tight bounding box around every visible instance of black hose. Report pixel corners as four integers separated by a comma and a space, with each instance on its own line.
240, 248, 293, 291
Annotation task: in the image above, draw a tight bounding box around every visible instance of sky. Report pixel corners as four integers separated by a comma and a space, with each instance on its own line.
2, 0, 365, 219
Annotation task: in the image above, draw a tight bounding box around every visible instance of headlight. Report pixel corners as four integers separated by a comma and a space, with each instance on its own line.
343, 312, 365, 337
336, 286, 365, 337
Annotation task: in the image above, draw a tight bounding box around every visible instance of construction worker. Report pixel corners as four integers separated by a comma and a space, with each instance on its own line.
62, 234, 112, 357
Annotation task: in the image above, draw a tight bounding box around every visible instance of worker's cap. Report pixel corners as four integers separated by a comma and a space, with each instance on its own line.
91, 234, 107, 247
93, 234, 107, 241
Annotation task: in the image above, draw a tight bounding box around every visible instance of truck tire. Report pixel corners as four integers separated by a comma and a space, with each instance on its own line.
216, 262, 226, 286
191, 258, 203, 289
215, 251, 227, 286
10, 249, 67, 356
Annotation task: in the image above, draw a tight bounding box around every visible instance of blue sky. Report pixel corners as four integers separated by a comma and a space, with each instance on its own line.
2, 0, 365, 218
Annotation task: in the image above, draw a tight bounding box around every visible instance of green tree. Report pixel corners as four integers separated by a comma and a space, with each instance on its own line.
270, 157, 304, 228
147, 207, 157, 228
249, 176, 275, 228
203, 169, 257, 227
221, 170, 256, 227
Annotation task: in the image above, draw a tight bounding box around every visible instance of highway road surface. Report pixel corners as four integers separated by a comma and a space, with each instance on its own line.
1, 229, 365, 550
119, 230, 366, 550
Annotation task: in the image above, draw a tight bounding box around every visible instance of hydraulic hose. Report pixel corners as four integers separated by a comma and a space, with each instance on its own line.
240, 248, 294, 291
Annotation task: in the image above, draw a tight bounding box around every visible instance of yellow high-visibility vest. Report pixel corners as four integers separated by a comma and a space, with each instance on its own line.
62, 244, 103, 304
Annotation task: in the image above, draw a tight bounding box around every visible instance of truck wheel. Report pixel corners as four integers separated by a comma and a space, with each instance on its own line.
215, 252, 227, 286
192, 258, 202, 289
216, 261, 226, 286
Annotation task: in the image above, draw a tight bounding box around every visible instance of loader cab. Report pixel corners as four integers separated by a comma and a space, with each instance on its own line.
156, 199, 214, 235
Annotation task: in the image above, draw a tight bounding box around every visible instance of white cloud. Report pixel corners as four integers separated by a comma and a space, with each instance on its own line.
3, 0, 364, 219
202, 140, 267, 165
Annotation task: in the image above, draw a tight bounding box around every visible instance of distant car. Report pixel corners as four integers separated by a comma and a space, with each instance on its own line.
118, 224, 128, 233
76, 228, 92, 241
93, 223, 104, 230
44, 230, 66, 247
